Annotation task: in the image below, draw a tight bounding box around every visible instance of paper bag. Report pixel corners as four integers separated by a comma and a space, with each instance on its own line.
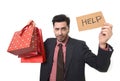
7, 21, 39, 57
21, 28, 46, 63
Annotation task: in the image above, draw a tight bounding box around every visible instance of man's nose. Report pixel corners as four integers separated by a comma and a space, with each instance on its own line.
58, 30, 62, 35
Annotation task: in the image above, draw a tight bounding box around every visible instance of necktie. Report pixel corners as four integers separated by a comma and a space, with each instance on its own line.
56, 43, 64, 81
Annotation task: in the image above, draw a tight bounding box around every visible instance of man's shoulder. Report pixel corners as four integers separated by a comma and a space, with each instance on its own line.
66, 37, 86, 47
69, 37, 85, 44
46, 38, 56, 41
45, 38, 56, 43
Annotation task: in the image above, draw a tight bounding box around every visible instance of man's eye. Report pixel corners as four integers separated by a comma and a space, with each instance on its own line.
55, 28, 59, 31
62, 28, 66, 31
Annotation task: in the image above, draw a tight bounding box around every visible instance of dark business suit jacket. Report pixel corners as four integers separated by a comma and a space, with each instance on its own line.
40, 37, 113, 81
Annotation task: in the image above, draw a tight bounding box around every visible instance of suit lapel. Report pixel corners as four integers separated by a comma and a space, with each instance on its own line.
48, 40, 56, 61
64, 38, 74, 77
47, 39, 56, 75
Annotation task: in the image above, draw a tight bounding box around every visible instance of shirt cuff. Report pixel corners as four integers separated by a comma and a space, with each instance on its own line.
100, 44, 109, 51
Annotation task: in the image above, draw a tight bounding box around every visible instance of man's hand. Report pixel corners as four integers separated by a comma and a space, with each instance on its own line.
99, 23, 113, 49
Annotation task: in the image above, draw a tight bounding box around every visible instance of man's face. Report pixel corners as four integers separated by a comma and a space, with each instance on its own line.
53, 21, 69, 42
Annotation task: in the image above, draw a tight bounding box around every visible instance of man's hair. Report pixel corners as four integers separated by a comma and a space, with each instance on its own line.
52, 14, 70, 27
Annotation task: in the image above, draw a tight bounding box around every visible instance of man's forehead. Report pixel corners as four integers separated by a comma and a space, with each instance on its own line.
54, 21, 67, 25
54, 26, 68, 29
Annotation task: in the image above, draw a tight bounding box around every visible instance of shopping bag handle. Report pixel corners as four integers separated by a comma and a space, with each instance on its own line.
20, 20, 35, 36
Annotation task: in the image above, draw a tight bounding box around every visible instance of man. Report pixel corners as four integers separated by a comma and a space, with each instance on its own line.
40, 14, 113, 81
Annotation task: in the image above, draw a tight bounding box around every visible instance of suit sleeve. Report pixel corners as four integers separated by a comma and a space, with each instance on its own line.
83, 42, 114, 72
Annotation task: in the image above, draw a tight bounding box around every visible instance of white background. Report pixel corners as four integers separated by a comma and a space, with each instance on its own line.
0, 0, 119, 81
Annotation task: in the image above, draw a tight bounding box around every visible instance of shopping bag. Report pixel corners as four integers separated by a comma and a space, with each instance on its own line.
18, 27, 41, 57
7, 20, 39, 57
21, 28, 46, 63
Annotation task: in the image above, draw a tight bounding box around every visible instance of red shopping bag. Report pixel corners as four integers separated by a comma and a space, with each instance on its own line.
21, 28, 46, 63
7, 21, 39, 57
18, 27, 41, 57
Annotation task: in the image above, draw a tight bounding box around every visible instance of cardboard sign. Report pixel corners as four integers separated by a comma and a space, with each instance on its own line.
76, 11, 105, 31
